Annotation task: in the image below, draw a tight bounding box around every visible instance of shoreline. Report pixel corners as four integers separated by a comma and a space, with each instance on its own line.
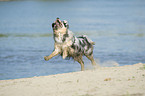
0, 63, 145, 96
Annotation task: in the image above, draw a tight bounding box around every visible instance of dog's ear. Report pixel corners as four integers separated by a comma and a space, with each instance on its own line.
63, 20, 69, 29
52, 23, 55, 28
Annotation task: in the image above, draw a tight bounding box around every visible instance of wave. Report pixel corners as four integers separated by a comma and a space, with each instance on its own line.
0, 33, 53, 38
0, 32, 144, 38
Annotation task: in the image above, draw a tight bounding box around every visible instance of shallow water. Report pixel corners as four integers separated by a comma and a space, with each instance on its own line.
0, 0, 145, 80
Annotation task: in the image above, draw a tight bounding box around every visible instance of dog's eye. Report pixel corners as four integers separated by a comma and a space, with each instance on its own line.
64, 23, 67, 26
63, 23, 69, 28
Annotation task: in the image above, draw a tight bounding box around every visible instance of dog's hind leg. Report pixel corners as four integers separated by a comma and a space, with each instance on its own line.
75, 56, 85, 71
85, 54, 97, 67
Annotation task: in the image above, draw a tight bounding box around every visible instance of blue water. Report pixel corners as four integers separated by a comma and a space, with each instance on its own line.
0, 0, 145, 80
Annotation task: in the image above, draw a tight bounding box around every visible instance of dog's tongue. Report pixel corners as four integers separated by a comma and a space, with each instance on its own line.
55, 18, 63, 28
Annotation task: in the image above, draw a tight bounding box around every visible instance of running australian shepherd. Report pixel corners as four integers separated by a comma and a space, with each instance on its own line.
44, 18, 97, 71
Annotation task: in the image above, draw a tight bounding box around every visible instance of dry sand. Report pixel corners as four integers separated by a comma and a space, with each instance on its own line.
0, 63, 145, 96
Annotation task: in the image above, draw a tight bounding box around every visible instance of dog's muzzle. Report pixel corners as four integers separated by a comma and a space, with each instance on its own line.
52, 18, 64, 30
52, 18, 69, 30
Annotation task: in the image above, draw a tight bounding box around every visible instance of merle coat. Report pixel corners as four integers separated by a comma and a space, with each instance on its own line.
44, 18, 96, 71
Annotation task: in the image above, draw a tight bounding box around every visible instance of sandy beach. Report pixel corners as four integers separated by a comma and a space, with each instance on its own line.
0, 63, 145, 96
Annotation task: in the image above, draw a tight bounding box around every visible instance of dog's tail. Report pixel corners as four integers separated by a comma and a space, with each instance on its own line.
91, 42, 95, 45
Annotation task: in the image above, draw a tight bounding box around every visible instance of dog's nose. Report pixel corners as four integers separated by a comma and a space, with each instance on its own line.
56, 18, 61, 23
56, 18, 60, 22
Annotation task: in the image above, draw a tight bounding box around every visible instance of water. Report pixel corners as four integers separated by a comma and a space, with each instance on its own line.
0, 0, 145, 80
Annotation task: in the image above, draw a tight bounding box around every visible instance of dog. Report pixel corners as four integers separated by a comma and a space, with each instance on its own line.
44, 18, 97, 71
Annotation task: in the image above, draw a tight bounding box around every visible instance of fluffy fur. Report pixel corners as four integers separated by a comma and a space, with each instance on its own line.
44, 18, 96, 71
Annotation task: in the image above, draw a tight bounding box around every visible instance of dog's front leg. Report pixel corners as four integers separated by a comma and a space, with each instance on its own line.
62, 47, 68, 59
44, 49, 60, 61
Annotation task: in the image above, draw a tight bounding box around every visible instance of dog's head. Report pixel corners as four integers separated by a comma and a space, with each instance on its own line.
52, 18, 69, 33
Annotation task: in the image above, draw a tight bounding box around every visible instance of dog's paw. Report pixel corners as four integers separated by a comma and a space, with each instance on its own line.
44, 56, 49, 61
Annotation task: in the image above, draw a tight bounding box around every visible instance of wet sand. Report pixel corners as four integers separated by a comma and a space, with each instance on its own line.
0, 63, 145, 96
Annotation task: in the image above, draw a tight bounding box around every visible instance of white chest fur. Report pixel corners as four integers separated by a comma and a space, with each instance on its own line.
54, 30, 73, 44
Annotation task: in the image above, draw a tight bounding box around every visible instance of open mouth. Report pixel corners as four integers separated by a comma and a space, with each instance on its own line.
52, 18, 64, 30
